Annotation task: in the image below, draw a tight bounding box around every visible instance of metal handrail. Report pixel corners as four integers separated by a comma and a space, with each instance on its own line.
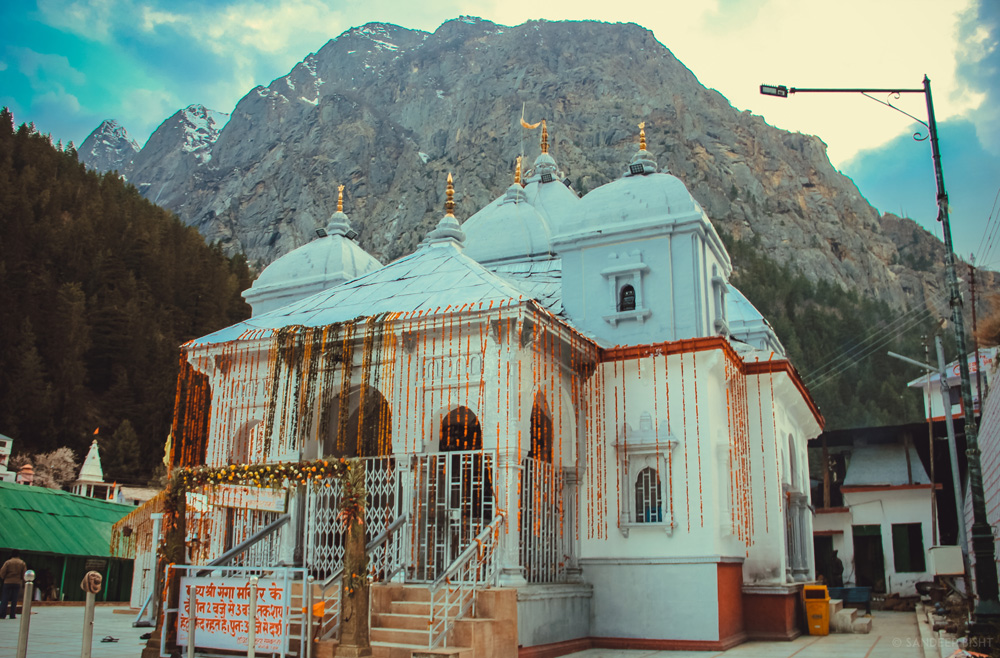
316, 514, 408, 641
196, 513, 291, 576
427, 512, 505, 648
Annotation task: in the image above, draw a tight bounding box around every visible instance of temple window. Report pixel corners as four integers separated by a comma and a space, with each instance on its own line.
619, 285, 636, 312
634, 467, 663, 523
601, 251, 651, 326
616, 411, 678, 536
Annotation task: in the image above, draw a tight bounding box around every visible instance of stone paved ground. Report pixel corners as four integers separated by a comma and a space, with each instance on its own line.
564, 611, 944, 658
0, 604, 970, 658
0, 604, 147, 657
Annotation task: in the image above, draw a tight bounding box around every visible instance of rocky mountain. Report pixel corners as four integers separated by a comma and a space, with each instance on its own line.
127, 104, 229, 208
79, 120, 139, 173
91, 17, 996, 313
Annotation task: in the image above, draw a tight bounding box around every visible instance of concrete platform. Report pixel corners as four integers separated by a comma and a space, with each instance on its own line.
0, 604, 147, 657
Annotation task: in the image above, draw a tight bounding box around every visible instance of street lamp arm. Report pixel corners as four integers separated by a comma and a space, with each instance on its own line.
788, 87, 925, 94
887, 351, 937, 373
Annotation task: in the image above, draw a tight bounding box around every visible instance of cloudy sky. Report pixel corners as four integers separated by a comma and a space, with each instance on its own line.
1, 0, 998, 266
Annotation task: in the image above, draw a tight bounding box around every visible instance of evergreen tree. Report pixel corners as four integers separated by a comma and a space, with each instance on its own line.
0, 108, 252, 479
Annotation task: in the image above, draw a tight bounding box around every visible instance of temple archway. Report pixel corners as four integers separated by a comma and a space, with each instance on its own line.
439, 406, 483, 452
322, 385, 392, 458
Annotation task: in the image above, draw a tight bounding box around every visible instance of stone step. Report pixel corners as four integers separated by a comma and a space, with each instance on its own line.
832, 607, 857, 633
852, 616, 873, 634
372, 640, 471, 658
829, 598, 844, 615
389, 601, 462, 617
375, 612, 434, 631
314, 639, 339, 658
413, 647, 474, 658
372, 626, 432, 645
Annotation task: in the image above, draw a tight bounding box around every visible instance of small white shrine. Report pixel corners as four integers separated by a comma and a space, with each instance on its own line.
71, 439, 114, 500
147, 122, 823, 653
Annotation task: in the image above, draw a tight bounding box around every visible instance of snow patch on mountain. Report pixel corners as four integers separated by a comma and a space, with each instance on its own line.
180, 105, 229, 164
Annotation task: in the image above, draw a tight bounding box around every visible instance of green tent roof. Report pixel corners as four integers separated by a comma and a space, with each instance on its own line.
0, 481, 133, 558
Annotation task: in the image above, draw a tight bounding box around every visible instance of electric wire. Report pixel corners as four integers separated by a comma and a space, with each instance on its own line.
802, 302, 936, 385
976, 185, 1000, 268
805, 307, 936, 390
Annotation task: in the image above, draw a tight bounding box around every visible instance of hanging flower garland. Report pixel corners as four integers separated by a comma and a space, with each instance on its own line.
166, 458, 354, 504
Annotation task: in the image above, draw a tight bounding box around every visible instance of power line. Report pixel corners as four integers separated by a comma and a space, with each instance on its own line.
803, 303, 935, 384
806, 308, 935, 389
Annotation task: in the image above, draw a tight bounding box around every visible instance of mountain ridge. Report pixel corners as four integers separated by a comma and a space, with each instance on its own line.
82, 17, 998, 315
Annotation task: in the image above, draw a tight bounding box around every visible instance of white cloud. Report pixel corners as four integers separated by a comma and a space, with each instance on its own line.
10, 47, 86, 88
0, 61, 8, 72
36, 0, 118, 41
35, 89, 81, 113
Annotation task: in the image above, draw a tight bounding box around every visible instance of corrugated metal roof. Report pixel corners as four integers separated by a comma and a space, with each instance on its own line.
0, 481, 134, 557
843, 444, 930, 487
192, 242, 530, 345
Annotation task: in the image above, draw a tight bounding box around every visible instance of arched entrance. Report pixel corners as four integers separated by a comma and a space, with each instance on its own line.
412, 406, 495, 581
307, 385, 396, 580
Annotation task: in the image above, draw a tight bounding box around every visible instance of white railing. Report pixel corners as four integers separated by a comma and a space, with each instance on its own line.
316, 515, 408, 642
520, 458, 564, 583
426, 512, 505, 648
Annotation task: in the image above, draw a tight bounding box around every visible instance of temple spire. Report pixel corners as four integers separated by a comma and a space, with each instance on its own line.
626, 119, 659, 176
425, 172, 465, 246
540, 120, 549, 154
445, 172, 455, 216
337, 184, 344, 213
514, 156, 522, 186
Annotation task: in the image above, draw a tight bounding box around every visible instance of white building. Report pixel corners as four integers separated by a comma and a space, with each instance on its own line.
812, 442, 935, 597
155, 123, 823, 651
907, 347, 996, 422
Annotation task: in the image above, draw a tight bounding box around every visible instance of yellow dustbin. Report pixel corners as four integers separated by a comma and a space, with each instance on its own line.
803, 585, 830, 636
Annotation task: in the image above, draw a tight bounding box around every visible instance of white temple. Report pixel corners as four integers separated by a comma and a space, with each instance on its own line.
159, 121, 823, 651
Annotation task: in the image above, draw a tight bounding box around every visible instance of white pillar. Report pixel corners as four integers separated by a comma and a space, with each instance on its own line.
497, 453, 526, 586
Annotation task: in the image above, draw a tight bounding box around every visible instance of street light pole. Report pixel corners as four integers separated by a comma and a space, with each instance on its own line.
762, 76, 1000, 625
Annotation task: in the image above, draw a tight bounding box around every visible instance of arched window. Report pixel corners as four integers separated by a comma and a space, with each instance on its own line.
635, 467, 662, 523
619, 284, 636, 312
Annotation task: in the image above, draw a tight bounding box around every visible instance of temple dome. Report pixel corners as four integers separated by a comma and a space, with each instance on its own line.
572, 171, 708, 237
464, 184, 554, 264
243, 208, 382, 316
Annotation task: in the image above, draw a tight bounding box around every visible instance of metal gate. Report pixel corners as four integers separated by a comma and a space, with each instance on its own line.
411, 451, 496, 582
225, 508, 283, 567
305, 456, 398, 580
520, 457, 564, 583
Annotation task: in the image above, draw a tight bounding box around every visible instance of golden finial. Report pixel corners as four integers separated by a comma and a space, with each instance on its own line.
515, 156, 522, 186
639, 122, 646, 151
540, 119, 549, 154
445, 173, 455, 216
337, 184, 345, 213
